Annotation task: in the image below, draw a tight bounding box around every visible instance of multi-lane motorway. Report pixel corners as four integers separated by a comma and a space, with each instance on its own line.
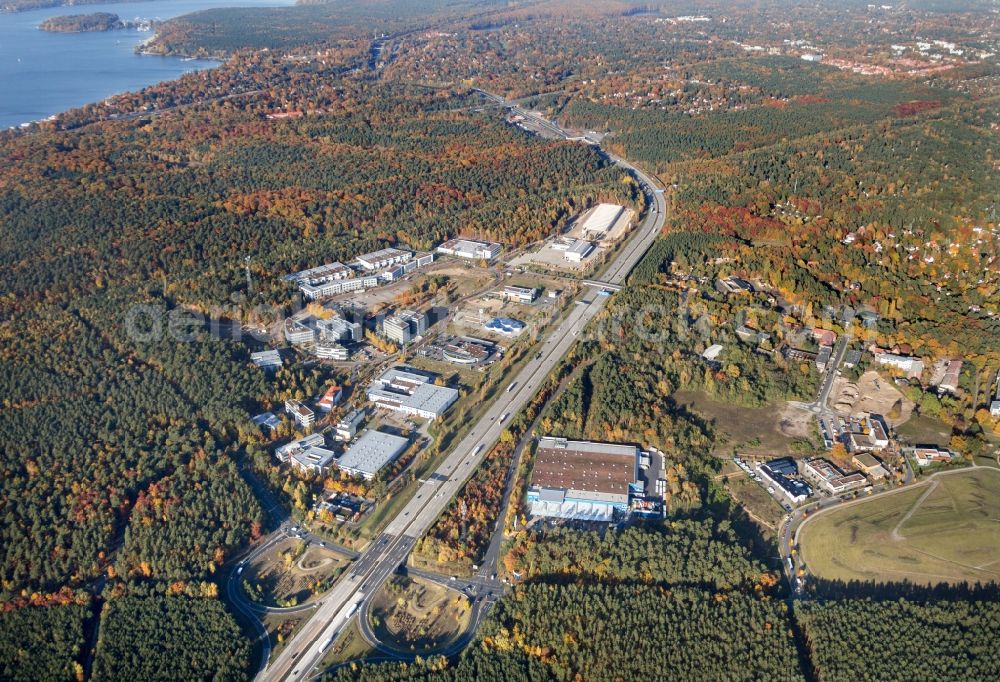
260, 93, 667, 682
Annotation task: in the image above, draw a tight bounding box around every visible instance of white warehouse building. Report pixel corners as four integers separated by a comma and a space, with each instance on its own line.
580, 203, 624, 237
337, 429, 410, 480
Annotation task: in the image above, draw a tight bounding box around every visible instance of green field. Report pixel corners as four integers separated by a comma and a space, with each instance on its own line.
673, 390, 802, 455
895, 413, 953, 445
799, 468, 1000, 585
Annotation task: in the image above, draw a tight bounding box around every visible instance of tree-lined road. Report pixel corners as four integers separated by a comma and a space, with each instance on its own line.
259, 92, 667, 682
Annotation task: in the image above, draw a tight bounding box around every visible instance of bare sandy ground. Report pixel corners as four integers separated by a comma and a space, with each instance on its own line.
829, 370, 914, 426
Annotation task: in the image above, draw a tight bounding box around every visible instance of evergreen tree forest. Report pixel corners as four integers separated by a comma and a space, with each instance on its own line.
0, 604, 88, 682
92, 596, 250, 682
796, 598, 1000, 681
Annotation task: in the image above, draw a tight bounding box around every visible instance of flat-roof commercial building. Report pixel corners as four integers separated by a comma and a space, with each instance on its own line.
912, 447, 954, 467
852, 453, 889, 480
252, 412, 281, 435
367, 368, 458, 419
803, 457, 867, 494
756, 460, 811, 504
355, 247, 411, 271
291, 445, 338, 475
580, 203, 624, 237
527, 437, 639, 522
250, 350, 283, 371
550, 237, 594, 262
315, 341, 350, 361
437, 238, 502, 261
337, 429, 410, 480
503, 285, 538, 303
285, 399, 315, 429
275, 433, 326, 463
442, 338, 492, 365
565, 239, 594, 263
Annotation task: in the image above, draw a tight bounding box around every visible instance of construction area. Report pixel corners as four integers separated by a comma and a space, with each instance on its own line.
368, 575, 471, 652
446, 279, 562, 342
242, 539, 351, 608
828, 370, 914, 426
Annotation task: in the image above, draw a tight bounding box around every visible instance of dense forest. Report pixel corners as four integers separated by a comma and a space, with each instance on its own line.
502, 521, 773, 591
92, 595, 250, 681
796, 598, 1000, 681
0, 603, 88, 681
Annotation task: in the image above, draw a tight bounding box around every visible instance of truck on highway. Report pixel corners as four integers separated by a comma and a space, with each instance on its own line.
499, 412, 509, 423
786, 557, 794, 574
474, 443, 484, 455
507, 381, 517, 392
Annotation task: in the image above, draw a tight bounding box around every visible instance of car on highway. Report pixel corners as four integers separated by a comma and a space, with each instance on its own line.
499, 412, 509, 423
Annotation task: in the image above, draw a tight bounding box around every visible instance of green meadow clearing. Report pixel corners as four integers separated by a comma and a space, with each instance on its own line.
799, 468, 1000, 585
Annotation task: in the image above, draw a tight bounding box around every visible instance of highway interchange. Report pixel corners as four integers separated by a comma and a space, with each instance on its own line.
258, 92, 668, 682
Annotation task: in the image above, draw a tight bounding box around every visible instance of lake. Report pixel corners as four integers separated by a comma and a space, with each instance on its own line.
0, 0, 294, 129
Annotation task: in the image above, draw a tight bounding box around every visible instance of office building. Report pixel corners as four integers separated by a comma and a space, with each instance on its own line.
355, 247, 412, 271
284, 399, 315, 429
367, 367, 458, 419
250, 350, 282, 371
275, 433, 325, 463
335, 408, 367, 441
317, 316, 361, 343
503, 285, 538, 303
756, 459, 811, 504
803, 458, 867, 494
251, 412, 281, 435
284, 318, 316, 345
382, 309, 428, 345
437, 238, 502, 261
315, 341, 350, 361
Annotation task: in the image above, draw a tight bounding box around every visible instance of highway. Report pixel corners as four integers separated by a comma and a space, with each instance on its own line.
260, 92, 667, 682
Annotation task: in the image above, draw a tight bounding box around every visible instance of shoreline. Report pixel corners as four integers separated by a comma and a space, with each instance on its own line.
2, 0, 157, 14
